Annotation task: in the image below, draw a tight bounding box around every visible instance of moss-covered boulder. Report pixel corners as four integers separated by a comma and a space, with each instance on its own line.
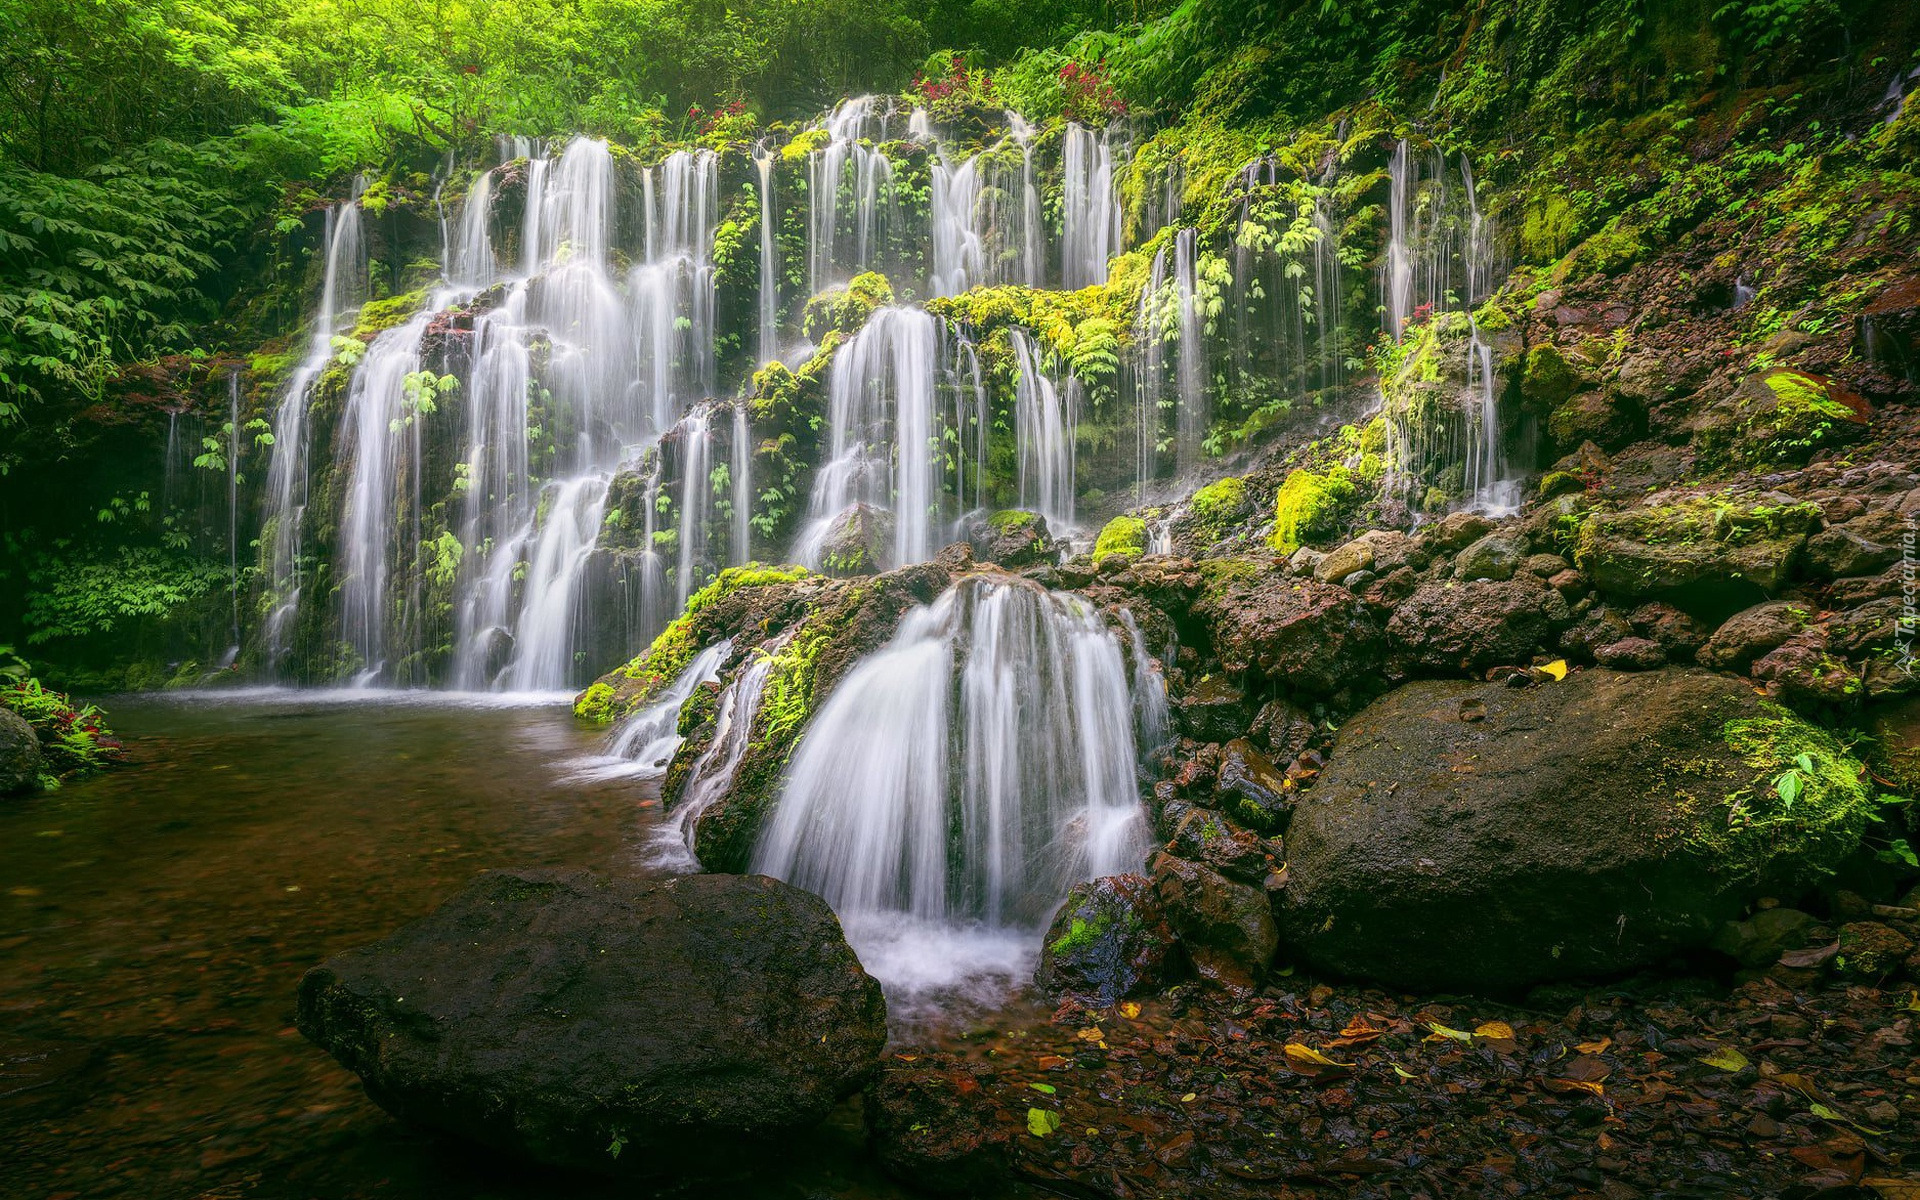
1092, 515, 1147, 565
1280, 668, 1877, 991
1188, 476, 1248, 538
801, 272, 894, 341
1573, 494, 1820, 612
1693, 369, 1869, 467
969, 509, 1056, 568
1268, 465, 1356, 555
1034, 874, 1181, 1006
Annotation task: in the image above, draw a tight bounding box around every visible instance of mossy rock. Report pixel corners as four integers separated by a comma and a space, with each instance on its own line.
1093, 516, 1147, 564
801, 272, 894, 341
1694, 369, 1869, 468
1268, 466, 1356, 556
1573, 494, 1819, 612
1282, 669, 1878, 991
1189, 476, 1248, 536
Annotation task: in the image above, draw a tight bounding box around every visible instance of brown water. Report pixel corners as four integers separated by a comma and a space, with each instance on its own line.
0, 691, 912, 1200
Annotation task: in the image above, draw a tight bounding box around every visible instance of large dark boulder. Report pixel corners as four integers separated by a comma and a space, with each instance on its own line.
296, 869, 886, 1176
0, 708, 42, 794
1386, 577, 1569, 674
1280, 669, 1875, 991
1151, 852, 1278, 992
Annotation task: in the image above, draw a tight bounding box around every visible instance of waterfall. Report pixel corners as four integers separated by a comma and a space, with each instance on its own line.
263, 196, 365, 668
226, 372, 242, 657
792, 306, 942, 570
606, 640, 733, 767
809, 97, 898, 292
498, 476, 610, 690
451, 169, 496, 288
336, 314, 431, 683
1006, 112, 1045, 288
1010, 329, 1074, 533
1061, 123, 1122, 289
754, 145, 779, 364
1134, 228, 1207, 482
1385, 139, 1414, 342
754, 577, 1151, 936
262, 133, 727, 688
731, 399, 753, 564
673, 409, 712, 606
656, 646, 779, 869
927, 143, 984, 298
1119, 608, 1169, 752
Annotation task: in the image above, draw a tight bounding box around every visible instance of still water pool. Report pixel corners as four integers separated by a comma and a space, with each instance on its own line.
0, 692, 956, 1199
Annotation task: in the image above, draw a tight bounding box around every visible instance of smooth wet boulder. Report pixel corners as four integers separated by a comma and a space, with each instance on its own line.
1176, 674, 1250, 743
0, 708, 43, 794
1386, 576, 1568, 674
866, 1054, 1010, 1193
296, 869, 886, 1176
1281, 668, 1876, 991
1034, 874, 1180, 1006
1151, 852, 1278, 991
1214, 738, 1292, 833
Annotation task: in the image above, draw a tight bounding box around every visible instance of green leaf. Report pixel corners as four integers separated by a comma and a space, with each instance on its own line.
1026, 1107, 1061, 1137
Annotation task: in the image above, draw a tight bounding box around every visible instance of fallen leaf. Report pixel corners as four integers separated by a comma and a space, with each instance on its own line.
1779, 941, 1840, 969
1574, 1037, 1612, 1054
1540, 659, 1568, 680
1474, 1021, 1515, 1040
1423, 1021, 1473, 1043
1027, 1108, 1061, 1138
1392, 1064, 1420, 1081
1029, 1083, 1056, 1095
1076, 1027, 1105, 1043
1543, 1078, 1606, 1097
1283, 1042, 1352, 1073
1864, 1179, 1920, 1200
1180, 1092, 1197, 1103
1118, 1001, 1141, 1019
1326, 1017, 1387, 1048
1698, 1045, 1749, 1072
1811, 1102, 1891, 1136
1036, 1054, 1067, 1070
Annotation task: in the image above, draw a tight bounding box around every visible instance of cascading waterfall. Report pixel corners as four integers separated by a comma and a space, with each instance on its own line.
655, 645, 780, 869
792, 306, 943, 570
1134, 228, 1208, 485
673, 409, 712, 608
606, 640, 733, 767
810, 97, 900, 292
731, 399, 753, 564
1061, 123, 1122, 290
754, 144, 779, 364
498, 477, 610, 691
263, 195, 365, 668
754, 577, 1151, 948
1010, 329, 1075, 533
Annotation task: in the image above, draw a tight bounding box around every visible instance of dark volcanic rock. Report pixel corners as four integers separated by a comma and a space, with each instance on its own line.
866, 1054, 1010, 1193
1177, 674, 1250, 743
1151, 852, 1278, 992
1249, 698, 1316, 762
1387, 577, 1568, 674
1214, 738, 1292, 833
1196, 565, 1383, 695
1034, 874, 1181, 1005
296, 869, 886, 1176
1280, 669, 1873, 991
969, 509, 1058, 568
0, 709, 42, 794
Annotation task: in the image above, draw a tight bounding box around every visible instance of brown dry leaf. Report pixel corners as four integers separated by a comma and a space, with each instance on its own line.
1779, 941, 1840, 969
1561, 1054, 1612, 1083
1543, 1078, 1606, 1097
1574, 1037, 1612, 1054
1864, 1178, 1920, 1200
1036, 1054, 1067, 1070
1326, 1017, 1387, 1048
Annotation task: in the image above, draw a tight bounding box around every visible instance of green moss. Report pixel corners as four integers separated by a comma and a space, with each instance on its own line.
988, 508, 1039, 532
1268, 465, 1355, 555
1523, 344, 1582, 409
801, 272, 893, 340
1049, 913, 1112, 956
587, 564, 810, 723
1093, 516, 1148, 564
349, 290, 428, 340
573, 681, 617, 722
1189, 476, 1248, 533
1697, 709, 1875, 886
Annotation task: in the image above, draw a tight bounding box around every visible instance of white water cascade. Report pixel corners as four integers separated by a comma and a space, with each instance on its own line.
754, 144, 780, 363
605, 640, 733, 769
754, 577, 1152, 990
654, 645, 780, 870
1135, 227, 1208, 487
262, 195, 365, 669
1010, 329, 1075, 533
1061, 122, 1123, 290
792, 306, 944, 570
809, 97, 901, 292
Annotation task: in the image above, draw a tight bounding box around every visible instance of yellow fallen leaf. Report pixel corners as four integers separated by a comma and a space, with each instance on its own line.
1283, 1042, 1352, 1071
1540, 659, 1568, 681
1118, 1001, 1141, 1019
1905, 990, 1920, 1013
1180, 1092, 1197, 1103
1812, 1102, 1890, 1136
1574, 1037, 1612, 1054
1392, 1064, 1420, 1081
1423, 1021, 1473, 1043
1474, 1021, 1515, 1040
1698, 1045, 1749, 1072
1076, 1027, 1105, 1043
